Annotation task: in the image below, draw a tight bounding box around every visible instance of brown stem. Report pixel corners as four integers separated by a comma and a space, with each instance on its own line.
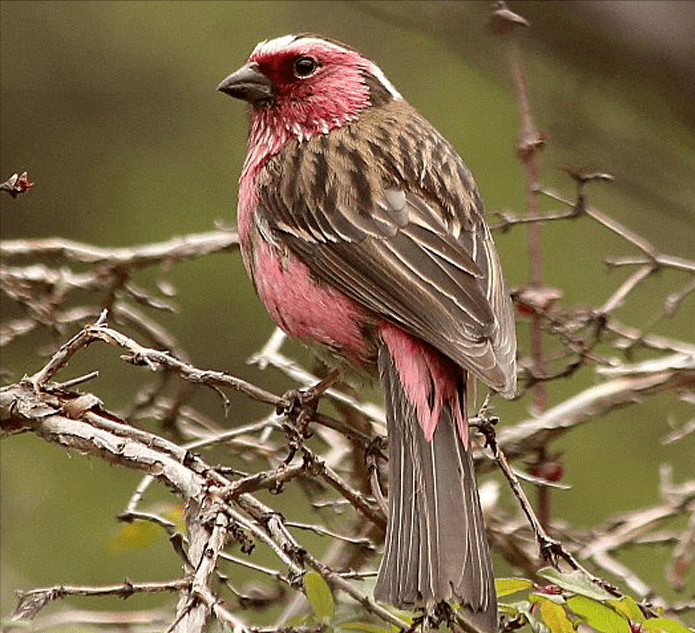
504, 11, 550, 531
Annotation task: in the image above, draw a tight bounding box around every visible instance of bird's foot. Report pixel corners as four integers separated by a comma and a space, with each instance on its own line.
469, 395, 500, 451
408, 603, 456, 633
276, 369, 340, 421
276, 370, 340, 463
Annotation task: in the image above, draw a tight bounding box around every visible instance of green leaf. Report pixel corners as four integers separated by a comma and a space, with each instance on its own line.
304, 571, 334, 621
608, 596, 644, 624
642, 617, 692, 633
519, 603, 550, 633
537, 597, 574, 633
530, 591, 566, 605
109, 519, 160, 551
567, 595, 629, 633
162, 503, 186, 532
109, 503, 185, 552
537, 568, 613, 602
496, 577, 534, 597
498, 601, 525, 616
340, 622, 393, 633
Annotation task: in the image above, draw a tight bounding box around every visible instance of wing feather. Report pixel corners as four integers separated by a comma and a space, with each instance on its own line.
258, 99, 516, 394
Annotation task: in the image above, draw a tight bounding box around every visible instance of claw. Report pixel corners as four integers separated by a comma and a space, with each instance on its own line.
277, 369, 340, 420
277, 372, 340, 463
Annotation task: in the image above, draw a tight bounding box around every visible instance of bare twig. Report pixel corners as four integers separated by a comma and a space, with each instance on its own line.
1, 230, 238, 266
4, 607, 172, 633
13, 580, 187, 622
493, 1, 554, 534
580, 467, 695, 597
494, 356, 695, 466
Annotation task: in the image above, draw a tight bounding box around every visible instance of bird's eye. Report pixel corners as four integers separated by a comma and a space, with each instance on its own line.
293, 56, 318, 78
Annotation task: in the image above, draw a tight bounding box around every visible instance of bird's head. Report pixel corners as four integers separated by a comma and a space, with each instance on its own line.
218, 34, 401, 145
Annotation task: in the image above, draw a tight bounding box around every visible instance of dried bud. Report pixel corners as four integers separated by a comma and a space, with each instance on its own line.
0, 171, 34, 198
514, 285, 562, 316
489, 1, 530, 34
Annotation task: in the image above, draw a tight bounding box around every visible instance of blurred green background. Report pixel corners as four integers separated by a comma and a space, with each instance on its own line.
2, 0, 694, 627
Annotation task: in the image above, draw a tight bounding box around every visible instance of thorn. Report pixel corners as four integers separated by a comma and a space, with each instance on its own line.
559, 164, 615, 185
516, 129, 546, 160
489, 1, 530, 34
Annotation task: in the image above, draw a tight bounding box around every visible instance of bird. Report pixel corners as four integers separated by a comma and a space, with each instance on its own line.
217, 33, 516, 632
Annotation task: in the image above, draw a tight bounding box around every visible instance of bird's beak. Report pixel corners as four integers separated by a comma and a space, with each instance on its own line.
217, 64, 275, 105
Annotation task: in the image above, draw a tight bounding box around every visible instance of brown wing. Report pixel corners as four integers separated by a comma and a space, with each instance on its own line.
257, 99, 516, 396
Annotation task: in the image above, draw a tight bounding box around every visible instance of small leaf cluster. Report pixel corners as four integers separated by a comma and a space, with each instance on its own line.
497, 568, 691, 633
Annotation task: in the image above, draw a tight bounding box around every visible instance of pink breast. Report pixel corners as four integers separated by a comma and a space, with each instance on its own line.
251, 238, 368, 363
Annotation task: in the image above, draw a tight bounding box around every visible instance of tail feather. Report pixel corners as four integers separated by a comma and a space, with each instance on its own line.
375, 341, 497, 632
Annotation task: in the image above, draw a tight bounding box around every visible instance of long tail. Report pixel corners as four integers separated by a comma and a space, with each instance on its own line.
374, 330, 497, 632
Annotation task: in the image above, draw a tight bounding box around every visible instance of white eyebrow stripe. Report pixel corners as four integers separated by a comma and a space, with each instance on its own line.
253, 35, 348, 58
251, 34, 298, 56
251, 36, 403, 102
367, 62, 402, 100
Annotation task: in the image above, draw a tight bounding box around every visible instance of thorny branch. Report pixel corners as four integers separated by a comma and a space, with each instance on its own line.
0, 359, 403, 633
488, 9, 693, 603
491, 1, 556, 539
3, 6, 695, 633
2, 279, 692, 631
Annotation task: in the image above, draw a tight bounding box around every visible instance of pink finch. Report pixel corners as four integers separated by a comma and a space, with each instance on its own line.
218, 34, 516, 632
